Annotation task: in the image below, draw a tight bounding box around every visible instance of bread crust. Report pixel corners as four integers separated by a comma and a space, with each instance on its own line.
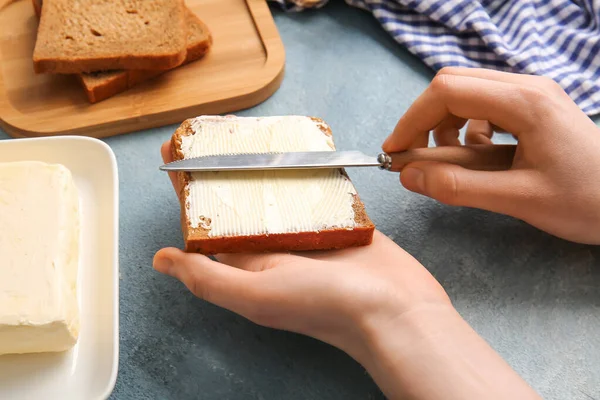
34, 50, 187, 75
75, 73, 128, 103
171, 117, 375, 255
32, 0, 188, 74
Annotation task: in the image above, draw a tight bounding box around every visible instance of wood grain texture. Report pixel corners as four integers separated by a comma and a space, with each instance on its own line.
0, 0, 285, 138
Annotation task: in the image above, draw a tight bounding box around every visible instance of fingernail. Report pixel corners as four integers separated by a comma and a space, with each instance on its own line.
381, 134, 393, 150
154, 256, 174, 276
402, 168, 425, 193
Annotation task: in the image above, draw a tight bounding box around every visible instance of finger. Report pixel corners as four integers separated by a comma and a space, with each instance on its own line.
216, 252, 301, 272
161, 140, 181, 197
435, 67, 567, 98
465, 120, 494, 145
433, 115, 467, 146
154, 247, 259, 315
408, 131, 430, 149
160, 140, 173, 164
434, 67, 571, 106
435, 67, 542, 86
436, 69, 513, 136
399, 161, 543, 217
382, 74, 537, 153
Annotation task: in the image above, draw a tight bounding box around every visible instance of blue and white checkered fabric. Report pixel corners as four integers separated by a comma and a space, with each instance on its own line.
271, 0, 600, 116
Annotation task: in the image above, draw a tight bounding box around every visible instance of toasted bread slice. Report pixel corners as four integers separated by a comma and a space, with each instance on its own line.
32, 1, 211, 103
77, 9, 212, 103
32, 0, 188, 74
171, 115, 375, 255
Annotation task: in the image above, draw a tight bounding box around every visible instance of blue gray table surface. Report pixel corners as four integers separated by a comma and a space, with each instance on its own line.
2, 2, 600, 399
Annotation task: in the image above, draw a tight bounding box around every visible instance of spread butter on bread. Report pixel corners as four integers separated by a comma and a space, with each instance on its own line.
32, 0, 188, 74
171, 115, 375, 255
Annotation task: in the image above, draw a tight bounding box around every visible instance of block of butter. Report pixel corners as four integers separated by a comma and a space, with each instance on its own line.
0, 161, 80, 355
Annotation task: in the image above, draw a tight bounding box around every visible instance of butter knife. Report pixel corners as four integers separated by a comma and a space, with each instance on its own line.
159, 144, 517, 172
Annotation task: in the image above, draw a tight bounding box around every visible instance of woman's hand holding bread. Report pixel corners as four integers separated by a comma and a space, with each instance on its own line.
384, 67, 600, 244
150, 68, 599, 399
154, 141, 448, 358
154, 141, 540, 400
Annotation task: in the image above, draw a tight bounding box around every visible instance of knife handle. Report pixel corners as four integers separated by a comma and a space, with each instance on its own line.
380, 144, 517, 172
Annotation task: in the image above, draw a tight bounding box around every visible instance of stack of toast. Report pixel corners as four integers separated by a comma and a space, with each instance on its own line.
31, 0, 212, 103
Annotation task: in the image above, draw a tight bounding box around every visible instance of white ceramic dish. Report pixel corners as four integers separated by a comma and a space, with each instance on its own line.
0, 136, 119, 400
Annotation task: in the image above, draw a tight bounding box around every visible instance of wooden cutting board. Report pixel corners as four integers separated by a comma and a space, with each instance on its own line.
0, 0, 285, 138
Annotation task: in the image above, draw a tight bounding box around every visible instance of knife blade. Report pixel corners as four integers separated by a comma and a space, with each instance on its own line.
159, 144, 517, 172
159, 151, 381, 172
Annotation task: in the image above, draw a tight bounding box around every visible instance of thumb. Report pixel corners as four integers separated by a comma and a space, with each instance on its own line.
153, 247, 259, 316
400, 161, 539, 217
